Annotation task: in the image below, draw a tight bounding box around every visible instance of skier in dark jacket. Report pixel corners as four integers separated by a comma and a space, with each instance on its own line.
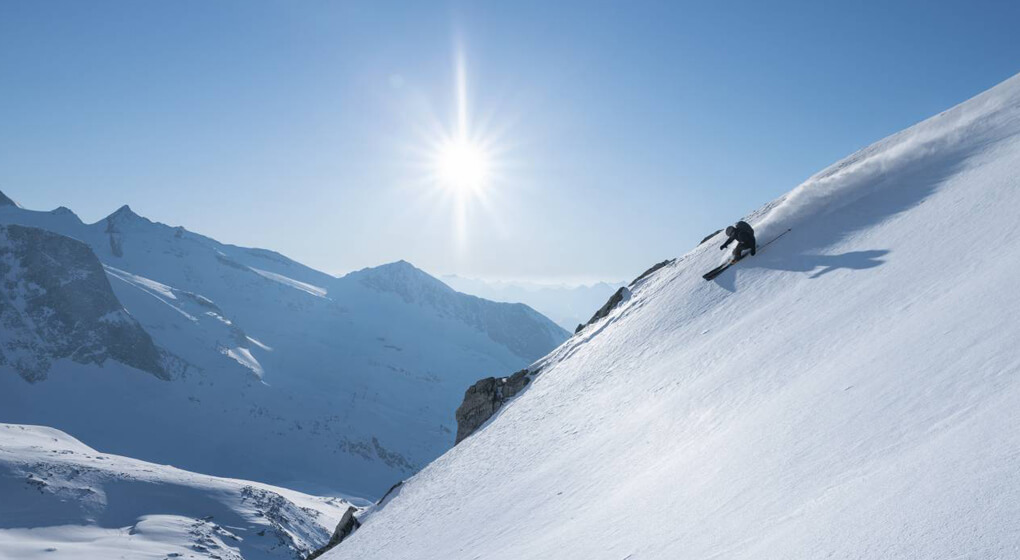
720, 221, 756, 262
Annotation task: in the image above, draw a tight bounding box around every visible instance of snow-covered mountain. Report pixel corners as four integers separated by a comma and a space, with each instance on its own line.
328, 74, 1020, 559
0, 197, 569, 499
440, 275, 626, 331
0, 423, 353, 560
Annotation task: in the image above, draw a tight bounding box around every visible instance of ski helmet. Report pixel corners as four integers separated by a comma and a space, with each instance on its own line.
725, 226, 735, 236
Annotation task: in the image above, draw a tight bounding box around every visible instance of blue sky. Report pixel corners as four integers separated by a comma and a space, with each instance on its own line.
2, 1, 1018, 282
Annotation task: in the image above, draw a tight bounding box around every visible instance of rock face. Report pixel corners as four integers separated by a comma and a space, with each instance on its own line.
306, 506, 361, 559
700, 229, 723, 245
574, 257, 678, 335
574, 286, 631, 334
455, 368, 533, 444
0, 225, 166, 382
630, 258, 676, 287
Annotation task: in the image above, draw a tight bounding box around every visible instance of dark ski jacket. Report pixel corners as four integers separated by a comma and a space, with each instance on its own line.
720, 221, 756, 254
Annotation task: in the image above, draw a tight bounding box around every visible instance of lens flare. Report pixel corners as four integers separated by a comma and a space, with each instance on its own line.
436, 140, 489, 192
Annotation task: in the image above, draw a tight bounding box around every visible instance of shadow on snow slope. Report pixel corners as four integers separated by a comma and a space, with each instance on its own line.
708, 143, 975, 292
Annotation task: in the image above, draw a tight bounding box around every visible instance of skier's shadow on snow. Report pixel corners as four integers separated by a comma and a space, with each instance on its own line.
710, 133, 983, 293
781, 249, 890, 278
713, 249, 889, 292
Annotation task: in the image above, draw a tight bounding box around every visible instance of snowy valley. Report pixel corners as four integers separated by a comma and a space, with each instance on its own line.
0, 196, 568, 501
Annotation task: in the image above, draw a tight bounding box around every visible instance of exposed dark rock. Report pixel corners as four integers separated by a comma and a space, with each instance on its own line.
0, 224, 166, 382
104, 214, 124, 257
455, 367, 535, 444
455, 377, 500, 444
629, 259, 675, 287
575, 286, 631, 334
370, 437, 417, 472
306, 506, 361, 559
0, 190, 19, 207
700, 229, 723, 245
574, 256, 685, 335
376, 481, 404, 507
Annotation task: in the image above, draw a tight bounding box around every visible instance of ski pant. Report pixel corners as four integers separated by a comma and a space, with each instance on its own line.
732, 242, 753, 260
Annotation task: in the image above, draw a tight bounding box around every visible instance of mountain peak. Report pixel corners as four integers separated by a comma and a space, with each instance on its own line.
376, 259, 419, 273
354, 259, 444, 282
109, 204, 139, 219
342, 260, 454, 302
103, 204, 153, 231
0, 190, 19, 207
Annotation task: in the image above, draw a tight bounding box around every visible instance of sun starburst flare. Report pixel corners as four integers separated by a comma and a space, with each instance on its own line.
408, 44, 511, 252
436, 139, 490, 193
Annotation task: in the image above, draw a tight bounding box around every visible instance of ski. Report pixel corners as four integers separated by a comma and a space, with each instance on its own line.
702, 258, 739, 281
702, 228, 791, 281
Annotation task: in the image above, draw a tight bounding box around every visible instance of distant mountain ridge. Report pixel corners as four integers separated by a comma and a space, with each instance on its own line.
0, 194, 569, 498
441, 275, 626, 331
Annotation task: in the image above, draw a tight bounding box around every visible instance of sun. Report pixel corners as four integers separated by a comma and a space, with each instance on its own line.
436, 140, 489, 192
413, 44, 509, 250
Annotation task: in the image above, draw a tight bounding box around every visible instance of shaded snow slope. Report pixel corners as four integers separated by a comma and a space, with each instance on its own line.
0, 423, 351, 560
331, 74, 1020, 559
0, 200, 568, 498
342, 261, 569, 362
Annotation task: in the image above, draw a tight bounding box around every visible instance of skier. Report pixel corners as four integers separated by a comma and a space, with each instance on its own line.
720, 221, 756, 262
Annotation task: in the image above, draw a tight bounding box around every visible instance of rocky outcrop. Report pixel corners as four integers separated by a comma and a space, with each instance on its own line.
376, 481, 404, 507
575, 256, 681, 335
700, 229, 723, 245
0, 225, 166, 382
306, 506, 361, 559
630, 258, 676, 287
455, 367, 534, 444
574, 286, 631, 334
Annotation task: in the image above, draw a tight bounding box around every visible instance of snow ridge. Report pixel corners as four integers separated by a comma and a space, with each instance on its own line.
756, 73, 1020, 242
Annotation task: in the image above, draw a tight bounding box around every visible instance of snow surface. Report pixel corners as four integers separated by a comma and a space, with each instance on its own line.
330, 74, 1020, 559
0, 202, 568, 499
0, 423, 352, 560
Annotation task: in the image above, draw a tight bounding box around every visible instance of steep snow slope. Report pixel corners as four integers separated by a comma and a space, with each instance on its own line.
0, 202, 568, 498
331, 74, 1020, 559
0, 423, 352, 560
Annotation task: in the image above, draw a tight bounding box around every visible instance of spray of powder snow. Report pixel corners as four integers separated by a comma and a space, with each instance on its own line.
753, 73, 1020, 243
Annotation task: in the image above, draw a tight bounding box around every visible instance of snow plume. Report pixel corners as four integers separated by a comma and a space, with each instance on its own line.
754, 73, 1020, 242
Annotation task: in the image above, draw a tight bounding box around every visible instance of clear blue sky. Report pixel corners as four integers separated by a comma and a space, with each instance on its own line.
2, 1, 1017, 282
